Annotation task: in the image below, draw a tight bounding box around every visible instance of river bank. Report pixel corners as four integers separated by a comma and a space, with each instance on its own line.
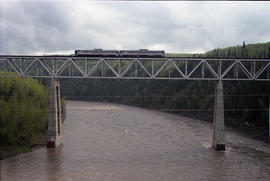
0, 134, 47, 160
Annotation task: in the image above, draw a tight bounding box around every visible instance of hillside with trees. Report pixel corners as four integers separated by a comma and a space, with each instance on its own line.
168, 41, 270, 59
204, 41, 270, 59
61, 42, 270, 141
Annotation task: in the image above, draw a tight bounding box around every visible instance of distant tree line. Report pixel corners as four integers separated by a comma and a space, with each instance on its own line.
168, 41, 270, 59
192, 41, 270, 59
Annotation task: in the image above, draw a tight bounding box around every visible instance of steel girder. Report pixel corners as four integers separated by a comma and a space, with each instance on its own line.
0, 57, 270, 80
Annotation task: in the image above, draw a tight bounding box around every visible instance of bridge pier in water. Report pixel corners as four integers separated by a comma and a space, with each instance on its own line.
212, 80, 225, 150
47, 79, 62, 148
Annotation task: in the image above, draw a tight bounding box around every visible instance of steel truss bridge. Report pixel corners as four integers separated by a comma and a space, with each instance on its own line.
1, 55, 270, 150
1, 56, 270, 80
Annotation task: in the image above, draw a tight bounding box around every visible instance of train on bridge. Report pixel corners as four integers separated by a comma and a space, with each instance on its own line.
75, 49, 165, 57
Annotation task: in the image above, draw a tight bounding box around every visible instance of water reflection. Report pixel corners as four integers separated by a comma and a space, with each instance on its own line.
46, 146, 63, 181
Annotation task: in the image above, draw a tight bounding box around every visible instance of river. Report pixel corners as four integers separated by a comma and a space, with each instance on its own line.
1, 100, 270, 180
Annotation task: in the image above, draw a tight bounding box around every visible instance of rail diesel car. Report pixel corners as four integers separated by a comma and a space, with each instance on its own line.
75, 49, 165, 57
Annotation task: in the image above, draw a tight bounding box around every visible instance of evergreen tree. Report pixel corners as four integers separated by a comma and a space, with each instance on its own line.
242, 41, 248, 58
243, 41, 246, 48
227, 48, 231, 58
233, 47, 237, 58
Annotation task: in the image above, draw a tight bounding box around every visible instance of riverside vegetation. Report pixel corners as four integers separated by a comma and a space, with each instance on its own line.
61, 42, 270, 141
0, 75, 65, 159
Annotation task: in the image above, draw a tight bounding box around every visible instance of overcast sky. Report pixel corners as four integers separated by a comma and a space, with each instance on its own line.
1, 0, 270, 55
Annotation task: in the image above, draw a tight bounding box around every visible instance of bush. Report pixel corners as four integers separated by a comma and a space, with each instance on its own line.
0, 75, 49, 157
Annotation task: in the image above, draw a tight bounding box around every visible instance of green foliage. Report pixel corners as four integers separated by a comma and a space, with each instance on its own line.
0, 75, 49, 158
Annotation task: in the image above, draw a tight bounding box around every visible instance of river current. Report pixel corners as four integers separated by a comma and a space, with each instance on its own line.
1, 100, 270, 180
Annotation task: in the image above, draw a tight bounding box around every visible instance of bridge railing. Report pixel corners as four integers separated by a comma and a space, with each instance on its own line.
1, 56, 270, 80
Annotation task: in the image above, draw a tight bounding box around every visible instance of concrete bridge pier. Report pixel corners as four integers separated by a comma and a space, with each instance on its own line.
212, 80, 225, 150
47, 78, 62, 148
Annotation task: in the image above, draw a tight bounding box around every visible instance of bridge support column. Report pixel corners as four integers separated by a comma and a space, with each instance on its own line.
47, 78, 62, 148
269, 96, 270, 142
212, 80, 225, 150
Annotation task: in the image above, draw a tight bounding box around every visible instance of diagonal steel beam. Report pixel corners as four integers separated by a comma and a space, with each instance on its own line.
37, 58, 53, 76
153, 60, 169, 77
136, 59, 152, 77
255, 62, 270, 79
55, 59, 69, 76
238, 61, 253, 79
69, 58, 85, 77
170, 59, 186, 78
120, 59, 136, 77
104, 59, 119, 77
88, 59, 103, 77
187, 60, 203, 78
23, 58, 36, 75
6, 58, 21, 76
10, 58, 23, 75
221, 61, 237, 78
204, 60, 219, 78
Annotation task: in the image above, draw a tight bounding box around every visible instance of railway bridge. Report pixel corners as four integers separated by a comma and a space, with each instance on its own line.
1, 56, 270, 150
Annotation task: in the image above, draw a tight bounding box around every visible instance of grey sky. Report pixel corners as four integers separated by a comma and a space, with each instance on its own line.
1, 0, 270, 55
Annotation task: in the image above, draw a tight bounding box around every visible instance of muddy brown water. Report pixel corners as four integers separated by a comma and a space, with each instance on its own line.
1, 100, 270, 181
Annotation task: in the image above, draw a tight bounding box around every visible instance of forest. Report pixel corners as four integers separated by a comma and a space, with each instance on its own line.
204, 41, 270, 59
61, 41, 270, 140
0, 75, 65, 158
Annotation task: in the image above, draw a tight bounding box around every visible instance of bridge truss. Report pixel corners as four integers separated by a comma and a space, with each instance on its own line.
1, 56, 270, 80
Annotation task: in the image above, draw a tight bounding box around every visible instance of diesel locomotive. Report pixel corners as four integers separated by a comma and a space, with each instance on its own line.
75, 49, 165, 57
